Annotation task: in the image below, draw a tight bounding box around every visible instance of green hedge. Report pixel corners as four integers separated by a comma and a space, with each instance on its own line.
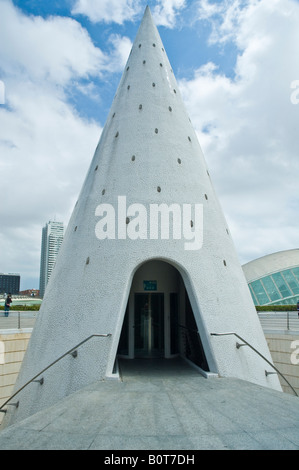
1, 304, 296, 312
256, 305, 297, 311
0, 304, 41, 311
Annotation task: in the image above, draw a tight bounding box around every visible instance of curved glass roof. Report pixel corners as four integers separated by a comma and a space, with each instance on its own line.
248, 267, 299, 306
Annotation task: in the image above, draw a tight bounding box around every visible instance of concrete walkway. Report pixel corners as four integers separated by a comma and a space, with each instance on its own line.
1, 357, 299, 450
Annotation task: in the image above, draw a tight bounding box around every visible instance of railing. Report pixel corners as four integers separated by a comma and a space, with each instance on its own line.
211, 332, 298, 397
257, 311, 299, 331
0, 333, 111, 414
0, 310, 38, 329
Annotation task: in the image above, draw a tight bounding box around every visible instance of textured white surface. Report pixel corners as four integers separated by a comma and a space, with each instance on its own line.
243, 249, 299, 282
5, 7, 281, 427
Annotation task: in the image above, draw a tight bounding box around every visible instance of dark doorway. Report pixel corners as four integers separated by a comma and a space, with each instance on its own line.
116, 260, 211, 373
134, 293, 164, 357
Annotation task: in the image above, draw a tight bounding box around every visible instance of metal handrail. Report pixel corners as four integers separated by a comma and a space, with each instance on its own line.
0, 333, 111, 414
211, 332, 298, 397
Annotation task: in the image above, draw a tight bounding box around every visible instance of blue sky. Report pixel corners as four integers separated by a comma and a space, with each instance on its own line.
11, 0, 239, 123
0, 0, 299, 290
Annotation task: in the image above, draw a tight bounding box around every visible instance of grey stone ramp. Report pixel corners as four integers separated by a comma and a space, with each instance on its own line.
0, 358, 299, 450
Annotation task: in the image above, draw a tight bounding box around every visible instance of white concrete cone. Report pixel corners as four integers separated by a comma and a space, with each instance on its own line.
4, 6, 281, 427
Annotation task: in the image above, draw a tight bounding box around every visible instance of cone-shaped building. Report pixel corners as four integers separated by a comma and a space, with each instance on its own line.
4, 6, 281, 426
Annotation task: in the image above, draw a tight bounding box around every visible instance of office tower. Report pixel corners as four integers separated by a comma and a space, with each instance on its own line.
39, 221, 64, 298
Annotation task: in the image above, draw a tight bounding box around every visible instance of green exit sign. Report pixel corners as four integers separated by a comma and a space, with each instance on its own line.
143, 280, 157, 291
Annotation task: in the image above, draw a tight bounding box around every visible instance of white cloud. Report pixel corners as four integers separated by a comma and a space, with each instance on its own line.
72, 0, 142, 24
179, 0, 299, 263
72, 0, 187, 28
0, 1, 104, 287
0, 1, 105, 85
0, 1, 133, 289
106, 34, 133, 72
153, 0, 187, 27
1, 0, 299, 290
197, 0, 248, 44
197, 0, 221, 19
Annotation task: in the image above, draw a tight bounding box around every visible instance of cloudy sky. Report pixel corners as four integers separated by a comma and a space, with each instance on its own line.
0, 0, 298, 290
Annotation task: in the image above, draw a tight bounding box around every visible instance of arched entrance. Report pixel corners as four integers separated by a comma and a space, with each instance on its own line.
117, 260, 209, 372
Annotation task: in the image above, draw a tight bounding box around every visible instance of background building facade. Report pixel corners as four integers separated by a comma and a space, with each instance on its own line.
39, 221, 64, 298
243, 249, 299, 306
0, 274, 20, 295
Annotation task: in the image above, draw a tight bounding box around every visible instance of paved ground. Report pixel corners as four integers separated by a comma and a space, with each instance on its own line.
1, 357, 299, 450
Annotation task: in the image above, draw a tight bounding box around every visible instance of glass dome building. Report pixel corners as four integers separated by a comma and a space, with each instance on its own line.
243, 249, 299, 306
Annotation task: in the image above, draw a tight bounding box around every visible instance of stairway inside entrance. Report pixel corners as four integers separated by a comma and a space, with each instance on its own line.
118, 357, 205, 380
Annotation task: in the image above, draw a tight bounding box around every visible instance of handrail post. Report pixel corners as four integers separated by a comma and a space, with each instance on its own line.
211, 332, 298, 397
265, 370, 277, 377
0, 333, 112, 414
